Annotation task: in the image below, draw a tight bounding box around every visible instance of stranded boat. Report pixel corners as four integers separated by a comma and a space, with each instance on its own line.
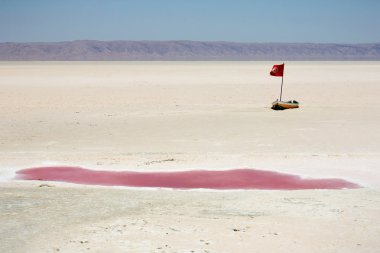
271, 99, 299, 110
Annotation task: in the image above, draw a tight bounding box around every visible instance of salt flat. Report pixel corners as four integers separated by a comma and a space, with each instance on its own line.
0, 62, 379, 252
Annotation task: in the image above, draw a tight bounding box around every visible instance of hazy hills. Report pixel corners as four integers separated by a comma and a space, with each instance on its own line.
0, 40, 379, 60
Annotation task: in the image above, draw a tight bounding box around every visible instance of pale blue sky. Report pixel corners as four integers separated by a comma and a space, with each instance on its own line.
0, 0, 379, 43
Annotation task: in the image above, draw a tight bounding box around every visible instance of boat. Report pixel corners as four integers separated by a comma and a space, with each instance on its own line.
270, 63, 300, 110
271, 99, 299, 110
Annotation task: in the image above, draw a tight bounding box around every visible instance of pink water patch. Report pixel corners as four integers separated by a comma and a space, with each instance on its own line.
15, 166, 360, 190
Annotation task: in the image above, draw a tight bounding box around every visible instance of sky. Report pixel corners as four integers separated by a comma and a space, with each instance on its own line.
0, 0, 379, 43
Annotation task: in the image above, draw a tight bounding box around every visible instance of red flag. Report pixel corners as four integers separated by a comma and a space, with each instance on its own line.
270, 64, 284, 77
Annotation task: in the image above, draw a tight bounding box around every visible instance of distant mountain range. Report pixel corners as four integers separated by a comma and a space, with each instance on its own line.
0, 40, 379, 60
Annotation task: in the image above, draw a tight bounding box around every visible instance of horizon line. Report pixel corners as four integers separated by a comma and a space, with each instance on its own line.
1, 40, 380, 45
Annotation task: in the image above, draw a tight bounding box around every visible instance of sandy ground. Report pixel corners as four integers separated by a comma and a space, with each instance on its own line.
0, 61, 380, 252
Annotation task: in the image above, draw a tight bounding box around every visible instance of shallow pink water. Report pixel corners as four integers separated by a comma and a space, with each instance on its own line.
15, 166, 360, 190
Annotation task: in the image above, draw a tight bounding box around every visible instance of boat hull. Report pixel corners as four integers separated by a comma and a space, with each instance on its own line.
271, 100, 299, 110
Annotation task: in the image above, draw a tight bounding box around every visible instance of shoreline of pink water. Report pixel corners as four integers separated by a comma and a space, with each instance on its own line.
15, 166, 361, 190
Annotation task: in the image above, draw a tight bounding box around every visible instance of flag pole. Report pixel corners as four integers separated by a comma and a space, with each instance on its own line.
279, 62, 284, 101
